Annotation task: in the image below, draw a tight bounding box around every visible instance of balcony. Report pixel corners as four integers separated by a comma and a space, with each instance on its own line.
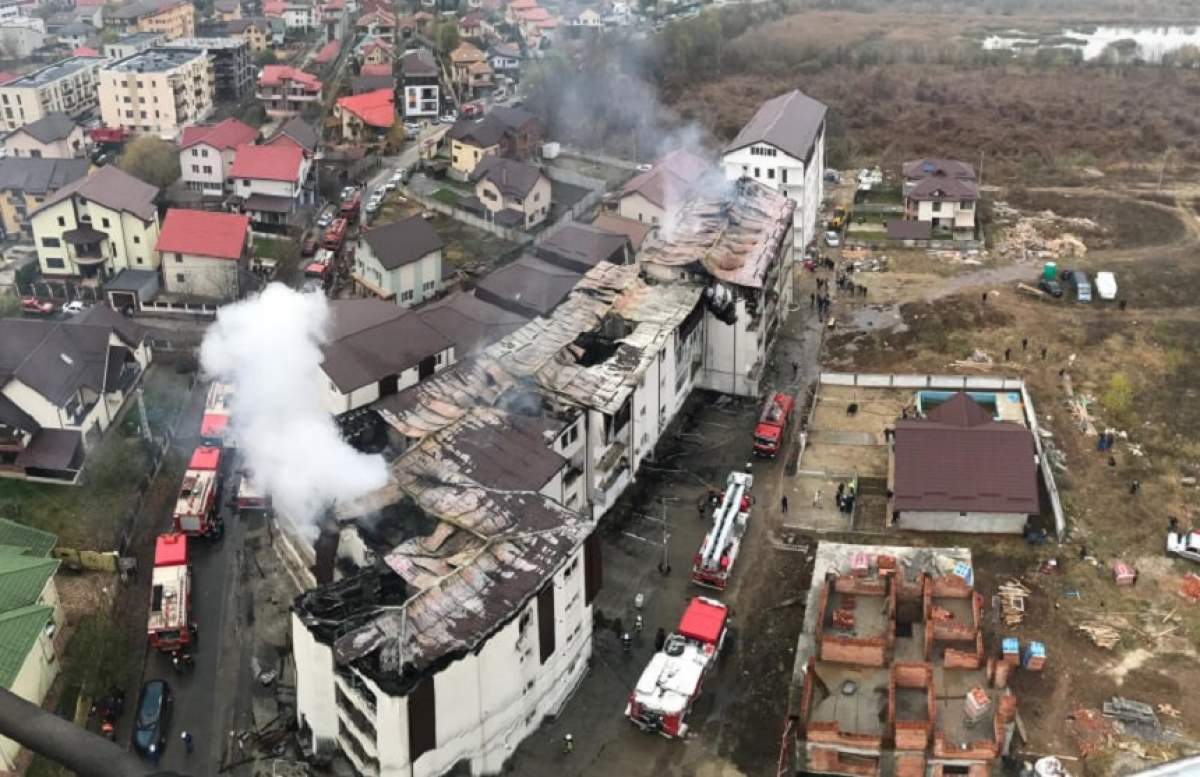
63, 226, 108, 264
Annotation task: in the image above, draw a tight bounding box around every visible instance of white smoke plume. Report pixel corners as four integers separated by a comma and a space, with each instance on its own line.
199, 283, 388, 536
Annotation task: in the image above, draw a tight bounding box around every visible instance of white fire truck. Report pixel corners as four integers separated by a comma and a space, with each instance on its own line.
625, 597, 730, 738
691, 470, 753, 590
200, 381, 234, 447
236, 471, 272, 514
173, 446, 223, 538
147, 533, 193, 652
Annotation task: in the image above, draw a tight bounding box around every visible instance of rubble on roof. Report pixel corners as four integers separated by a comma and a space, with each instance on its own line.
640, 178, 794, 289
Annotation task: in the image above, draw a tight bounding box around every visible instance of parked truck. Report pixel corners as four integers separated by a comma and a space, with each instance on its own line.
625, 597, 730, 738
691, 471, 753, 590
323, 218, 348, 250
200, 381, 234, 447
173, 446, 223, 539
753, 392, 795, 457
1167, 525, 1200, 564
147, 533, 192, 653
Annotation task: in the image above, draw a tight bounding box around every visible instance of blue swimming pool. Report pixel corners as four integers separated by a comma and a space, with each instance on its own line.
916, 390, 1019, 419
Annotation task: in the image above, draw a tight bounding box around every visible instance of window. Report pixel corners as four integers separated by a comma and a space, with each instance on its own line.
101, 217, 109, 228
201, 149, 208, 158
243, 179, 250, 186
754, 167, 760, 178
45, 257, 64, 269
563, 556, 579, 579
400, 289, 414, 302
140, 111, 146, 119
533, 192, 539, 202
192, 148, 198, 157
139, 97, 145, 103
133, 236, 140, 244
203, 165, 212, 174
176, 273, 185, 283
422, 279, 435, 292
123, 96, 131, 103
781, 169, 788, 184
174, 252, 183, 263
767, 168, 775, 180
192, 164, 199, 173
961, 200, 975, 210
41, 237, 60, 247
56, 216, 65, 227
136, 257, 143, 264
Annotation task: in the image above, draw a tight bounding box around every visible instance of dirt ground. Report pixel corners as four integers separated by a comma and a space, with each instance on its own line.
818, 177, 1200, 772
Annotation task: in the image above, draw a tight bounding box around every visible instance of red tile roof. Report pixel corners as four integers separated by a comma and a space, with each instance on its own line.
0, 71, 17, 85
156, 209, 250, 261
262, 0, 285, 14
313, 39, 341, 65
258, 65, 321, 91
360, 63, 391, 77
336, 89, 395, 128
229, 143, 305, 182
179, 118, 257, 151
73, 46, 100, 57
509, 0, 537, 9
892, 393, 1038, 515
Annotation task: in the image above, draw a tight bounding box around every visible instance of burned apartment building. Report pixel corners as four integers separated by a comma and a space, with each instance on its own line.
790, 543, 1020, 777
292, 405, 600, 777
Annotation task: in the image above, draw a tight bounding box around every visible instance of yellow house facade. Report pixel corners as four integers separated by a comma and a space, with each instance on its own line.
99, 49, 214, 138
137, 1, 196, 39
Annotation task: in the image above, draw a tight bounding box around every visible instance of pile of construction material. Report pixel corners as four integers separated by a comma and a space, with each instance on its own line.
991, 205, 1096, 262
998, 580, 1030, 626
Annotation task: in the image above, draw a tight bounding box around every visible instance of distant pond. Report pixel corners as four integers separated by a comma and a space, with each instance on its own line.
980, 25, 1200, 62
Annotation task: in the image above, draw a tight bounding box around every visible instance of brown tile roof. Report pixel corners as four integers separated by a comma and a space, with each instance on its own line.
591, 212, 651, 249
34, 165, 159, 222
902, 158, 976, 181
361, 216, 443, 270
906, 174, 978, 202
320, 299, 452, 392
892, 393, 1038, 515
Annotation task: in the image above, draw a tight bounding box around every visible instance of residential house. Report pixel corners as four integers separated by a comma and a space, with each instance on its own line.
469, 156, 550, 229
156, 209, 251, 299
2, 113, 85, 159
0, 18, 45, 57
99, 48, 215, 139
473, 253, 580, 318
400, 49, 438, 120
229, 143, 312, 229
0, 57, 107, 133
458, 11, 483, 36
535, 221, 630, 272
890, 392, 1037, 533
54, 22, 91, 49
178, 117, 258, 197
357, 36, 393, 67
0, 157, 89, 239
447, 115, 505, 177
102, 30, 165, 59
394, 14, 416, 39
902, 157, 978, 238
359, 63, 391, 77
488, 42, 521, 76
107, 0, 195, 40
450, 41, 489, 95
161, 37, 255, 101
0, 526, 63, 769
591, 212, 651, 251
256, 65, 322, 119
214, 0, 241, 21
30, 165, 161, 280
320, 298, 453, 414
355, 8, 395, 41
224, 17, 272, 52
352, 215, 443, 306
265, 116, 319, 157
312, 39, 341, 67
721, 88, 827, 255
489, 105, 540, 159
568, 7, 601, 28
505, 0, 537, 24
617, 148, 709, 227
0, 306, 151, 483
264, 0, 314, 32
335, 89, 394, 145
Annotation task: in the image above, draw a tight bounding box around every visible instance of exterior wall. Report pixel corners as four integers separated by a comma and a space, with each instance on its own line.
291, 611, 339, 746
475, 175, 550, 229
2, 125, 84, 158
32, 197, 161, 278
721, 126, 825, 253
0, 23, 44, 57
233, 156, 310, 199
99, 56, 214, 137
0, 59, 106, 132
896, 510, 1026, 534
136, 3, 195, 39
237, 25, 268, 52
449, 138, 497, 175
616, 192, 664, 227
323, 380, 380, 416
180, 142, 235, 195
0, 625, 58, 771
402, 82, 438, 117
161, 250, 241, 299
0, 187, 49, 238
914, 198, 976, 230
353, 242, 441, 306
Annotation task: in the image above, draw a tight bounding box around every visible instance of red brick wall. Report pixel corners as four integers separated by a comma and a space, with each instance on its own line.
808, 747, 880, 777
834, 576, 889, 596
815, 583, 831, 647
821, 635, 887, 666
807, 721, 884, 749
798, 658, 818, 731
933, 731, 999, 760
895, 754, 926, 777
894, 720, 931, 750
892, 662, 931, 688
929, 574, 972, 598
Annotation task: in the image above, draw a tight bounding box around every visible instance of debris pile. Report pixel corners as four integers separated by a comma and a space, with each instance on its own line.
1078, 620, 1122, 649
1067, 706, 1114, 756
997, 579, 1030, 626
1180, 574, 1200, 603
990, 203, 1096, 262
1103, 696, 1160, 733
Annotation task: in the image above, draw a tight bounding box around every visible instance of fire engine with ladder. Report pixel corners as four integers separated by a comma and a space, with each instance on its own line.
625, 597, 730, 738
691, 470, 753, 590
200, 381, 234, 447
173, 446, 224, 538
147, 533, 193, 652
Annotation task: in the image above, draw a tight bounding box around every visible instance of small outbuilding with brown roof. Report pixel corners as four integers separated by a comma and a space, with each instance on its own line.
890, 392, 1038, 534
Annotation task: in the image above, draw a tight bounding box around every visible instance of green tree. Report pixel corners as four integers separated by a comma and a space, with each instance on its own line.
255, 48, 278, 66
0, 292, 19, 318
63, 615, 130, 696
1103, 372, 1134, 421
436, 21, 460, 54
117, 136, 181, 190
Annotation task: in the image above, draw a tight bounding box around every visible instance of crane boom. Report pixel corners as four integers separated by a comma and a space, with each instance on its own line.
692, 471, 753, 589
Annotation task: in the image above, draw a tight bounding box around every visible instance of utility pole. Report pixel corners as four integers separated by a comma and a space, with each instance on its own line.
136, 387, 153, 445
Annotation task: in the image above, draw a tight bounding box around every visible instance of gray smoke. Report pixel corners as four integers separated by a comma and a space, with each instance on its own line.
199, 283, 388, 538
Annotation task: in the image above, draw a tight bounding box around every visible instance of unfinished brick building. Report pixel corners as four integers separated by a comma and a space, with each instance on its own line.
794, 562, 1017, 777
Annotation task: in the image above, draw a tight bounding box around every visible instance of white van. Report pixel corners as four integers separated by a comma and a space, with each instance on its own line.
1094, 271, 1117, 301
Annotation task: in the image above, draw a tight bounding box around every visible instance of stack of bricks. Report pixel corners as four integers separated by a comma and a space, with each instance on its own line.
832, 608, 856, 630
877, 554, 897, 578
1022, 640, 1046, 671
1001, 637, 1020, 666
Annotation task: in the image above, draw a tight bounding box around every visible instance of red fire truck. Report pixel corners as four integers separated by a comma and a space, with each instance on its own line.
753, 392, 794, 457
236, 471, 272, 513
173, 446, 223, 538
625, 597, 730, 738
340, 190, 362, 221
322, 218, 348, 250
692, 470, 753, 590
147, 533, 193, 652
200, 381, 234, 447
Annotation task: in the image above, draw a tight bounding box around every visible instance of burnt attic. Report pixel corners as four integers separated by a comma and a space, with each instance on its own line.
294, 406, 589, 695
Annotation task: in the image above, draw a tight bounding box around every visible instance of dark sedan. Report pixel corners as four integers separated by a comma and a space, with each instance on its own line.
132, 680, 172, 760
1038, 278, 1064, 298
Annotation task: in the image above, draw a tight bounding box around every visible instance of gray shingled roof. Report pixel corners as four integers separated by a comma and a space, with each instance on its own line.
320, 299, 452, 392
472, 156, 544, 201
361, 216, 443, 271
725, 89, 827, 162
473, 254, 580, 318
417, 291, 527, 358
34, 165, 159, 222
268, 117, 318, 153
400, 49, 438, 78
10, 113, 78, 145
536, 222, 628, 272
0, 158, 88, 196
447, 116, 506, 148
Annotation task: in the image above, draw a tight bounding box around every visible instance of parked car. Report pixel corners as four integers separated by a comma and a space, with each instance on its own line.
1038, 278, 1064, 298
824, 169, 840, 183
340, 186, 356, 202
1061, 269, 1092, 302
62, 300, 88, 315
316, 209, 334, 229
1094, 271, 1117, 300
389, 171, 405, 187
21, 296, 54, 315
439, 113, 457, 124
824, 230, 841, 248
132, 680, 172, 760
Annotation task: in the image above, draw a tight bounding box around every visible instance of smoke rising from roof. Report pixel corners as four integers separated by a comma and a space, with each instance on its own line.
200, 284, 388, 537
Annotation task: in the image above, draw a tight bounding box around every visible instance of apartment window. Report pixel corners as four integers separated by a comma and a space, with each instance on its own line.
563, 556, 579, 580
136, 257, 143, 264
400, 289, 414, 302
754, 167, 760, 178
101, 217, 109, 228
422, 279, 435, 292
123, 96, 131, 103
154, 111, 160, 118
140, 111, 146, 119
243, 179, 250, 186
41, 237, 60, 248
203, 165, 212, 174
192, 148, 198, 157
176, 273, 185, 283
133, 236, 140, 244
192, 165, 199, 173
45, 257, 64, 269
137, 80, 144, 88
125, 110, 133, 118
781, 169, 788, 184
139, 97, 145, 103
175, 253, 183, 263
201, 149, 208, 158
56, 216, 65, 227
767, 168, 775, 180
